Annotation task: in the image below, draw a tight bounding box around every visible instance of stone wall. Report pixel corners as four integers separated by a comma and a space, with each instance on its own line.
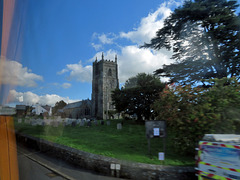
16, 133, 196, 180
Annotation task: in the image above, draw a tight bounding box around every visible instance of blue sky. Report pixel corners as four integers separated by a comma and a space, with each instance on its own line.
2, 0, 240, 107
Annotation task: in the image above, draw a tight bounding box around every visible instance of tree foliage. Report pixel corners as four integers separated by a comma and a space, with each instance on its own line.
112, 73, 165, 121
52, 100, 67, 115
153, 77, 240, 155
142, 0, 240, 84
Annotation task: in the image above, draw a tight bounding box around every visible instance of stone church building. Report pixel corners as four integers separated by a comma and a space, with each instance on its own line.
92, 53, 119, 119
63, 53, 119, 119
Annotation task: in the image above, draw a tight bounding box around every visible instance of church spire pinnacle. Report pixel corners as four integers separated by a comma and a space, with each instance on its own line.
102, 52, 104, 60
115, 54, 117, 63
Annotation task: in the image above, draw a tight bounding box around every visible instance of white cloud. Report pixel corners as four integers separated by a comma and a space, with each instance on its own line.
120, 2, 172, 44
98, 33, 115, 44
91, 43, 102, 51
58, 61, 92, 83
62, 83, 71, 89
91, 47, 173, 84
91, 33, 117, 47
0, 59, 43, 87
57, 69, 68, 75
8, 89, 78, 106
119, 46, 172, 83
52, 82, 72, 89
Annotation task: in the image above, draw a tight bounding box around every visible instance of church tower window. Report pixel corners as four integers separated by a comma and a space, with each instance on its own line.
108, 69, 112, 76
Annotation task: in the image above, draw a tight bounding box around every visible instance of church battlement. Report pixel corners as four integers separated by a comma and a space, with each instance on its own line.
93, 52, 117, 64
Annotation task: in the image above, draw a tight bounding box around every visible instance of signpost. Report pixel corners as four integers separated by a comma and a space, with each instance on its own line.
145, 121, 166, 160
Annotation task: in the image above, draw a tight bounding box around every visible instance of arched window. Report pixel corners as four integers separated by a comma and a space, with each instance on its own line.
85, 108, 90, 115
108, 69, 112, 76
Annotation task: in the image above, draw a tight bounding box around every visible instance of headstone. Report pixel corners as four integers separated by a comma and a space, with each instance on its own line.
94, 120, 98, 126
76, 119, 80, 125
66, 119, 71, 126
117, 123, 122, 130
25, 119, 30, 124
80, 120, 85, 127
107, 121, 110, 126
71, 121, 76, 127
18, 119, 22, 123
101, 120, 104, 125
87, 120, 91, 127
53, 121, 58, 127
50, 121, 54, 126
31, 120, 37, 126
36, 119, 42, 126
46, 120, 51, 125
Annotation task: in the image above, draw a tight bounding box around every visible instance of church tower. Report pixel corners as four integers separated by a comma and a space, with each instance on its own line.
92, 53, 119, 119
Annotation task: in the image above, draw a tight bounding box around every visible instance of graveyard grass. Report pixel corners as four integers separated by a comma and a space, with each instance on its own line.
14, 118, 194, 166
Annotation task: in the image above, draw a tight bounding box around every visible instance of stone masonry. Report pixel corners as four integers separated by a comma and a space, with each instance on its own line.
92, 53, 119, 119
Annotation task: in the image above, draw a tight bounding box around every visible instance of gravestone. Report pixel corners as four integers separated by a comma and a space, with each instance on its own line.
76, 119, 80, 125
36, 119, 42, 126
80, 120, 85, 126
46, 120, 51, 125
50, 121, 54, 126
25, 119, 30, 124
94, 120, 98, 126
101, 120, 104, 125
66, 119, 71, 126
117, 123, 122, 130
71, 121, 76, 127
53, 121, 59, 127
31, 120, 37, 126
107, 121, 110, 126
18, 119, 22, 123
87, 120, 91, 127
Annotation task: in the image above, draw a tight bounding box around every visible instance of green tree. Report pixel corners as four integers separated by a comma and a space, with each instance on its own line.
52, 100, 67, 115
112, 73, 165, 121
153, 77, 240, 155
142, 0, 240, 84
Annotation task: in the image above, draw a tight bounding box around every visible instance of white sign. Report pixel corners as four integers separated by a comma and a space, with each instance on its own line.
159, 152, 165, 160
110, 164, 116, 170
116, 164, 121, 170
153, 128, 160, 136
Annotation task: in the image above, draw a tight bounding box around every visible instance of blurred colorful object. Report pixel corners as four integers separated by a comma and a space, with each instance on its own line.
0, 0, 19, 179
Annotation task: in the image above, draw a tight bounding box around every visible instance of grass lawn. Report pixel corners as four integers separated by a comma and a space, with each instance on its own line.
14, 118, 195, 166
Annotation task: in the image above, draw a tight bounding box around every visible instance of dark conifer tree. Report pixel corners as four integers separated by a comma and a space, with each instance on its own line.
142, 0, 240, 84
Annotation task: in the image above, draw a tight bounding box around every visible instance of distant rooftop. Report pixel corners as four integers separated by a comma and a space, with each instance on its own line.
63, 100, 91, 109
